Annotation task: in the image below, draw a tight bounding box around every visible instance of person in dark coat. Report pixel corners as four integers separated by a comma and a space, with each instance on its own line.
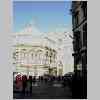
29, 76, 32, 94
33, 76, 36, 84
62, 76, 66, 87
22, 75, 27, 95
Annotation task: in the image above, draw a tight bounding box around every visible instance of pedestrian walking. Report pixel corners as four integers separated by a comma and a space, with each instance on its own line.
22, 75, 27, 95
29, 76, 32, 94
26, 76, 32, 96
33, 76, 36, 84
62, 76, 66, 87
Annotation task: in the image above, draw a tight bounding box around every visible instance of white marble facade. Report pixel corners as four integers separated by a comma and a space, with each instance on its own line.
13, 44, 62, 76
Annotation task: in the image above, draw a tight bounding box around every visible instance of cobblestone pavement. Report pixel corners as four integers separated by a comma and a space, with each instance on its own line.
13, 81, 72, 99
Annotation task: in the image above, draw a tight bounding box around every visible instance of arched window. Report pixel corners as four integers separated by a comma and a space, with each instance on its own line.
36, 49, 43, 64
31, 53, 34, 59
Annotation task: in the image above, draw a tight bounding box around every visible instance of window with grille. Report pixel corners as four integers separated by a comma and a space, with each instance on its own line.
83, 23, 87, 47
74, 31, 81, 51
82, 1, 87, 19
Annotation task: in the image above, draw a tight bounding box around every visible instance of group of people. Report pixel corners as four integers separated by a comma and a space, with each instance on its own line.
15, 75, 33, 95
14, 75, 69, 95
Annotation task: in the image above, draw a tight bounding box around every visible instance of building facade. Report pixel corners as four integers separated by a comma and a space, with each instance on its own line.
71, 1, 87, 98
13, 44, 63, 77
71, 1, 87, 77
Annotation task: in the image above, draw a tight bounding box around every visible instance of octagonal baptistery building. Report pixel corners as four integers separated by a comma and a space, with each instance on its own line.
12, 33, 63, 77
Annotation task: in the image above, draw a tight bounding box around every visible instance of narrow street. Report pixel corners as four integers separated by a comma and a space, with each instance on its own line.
13, 81, 72, 99
12, 1, 87, 99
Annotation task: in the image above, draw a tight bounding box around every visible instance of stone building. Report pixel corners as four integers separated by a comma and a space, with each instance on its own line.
71, 1, 87, 77
71, 1, 87, 98
13, 43, 63, 77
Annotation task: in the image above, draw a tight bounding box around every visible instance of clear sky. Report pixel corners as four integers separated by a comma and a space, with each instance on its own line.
13, 1, 72, 33
13, 1, 74, 74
